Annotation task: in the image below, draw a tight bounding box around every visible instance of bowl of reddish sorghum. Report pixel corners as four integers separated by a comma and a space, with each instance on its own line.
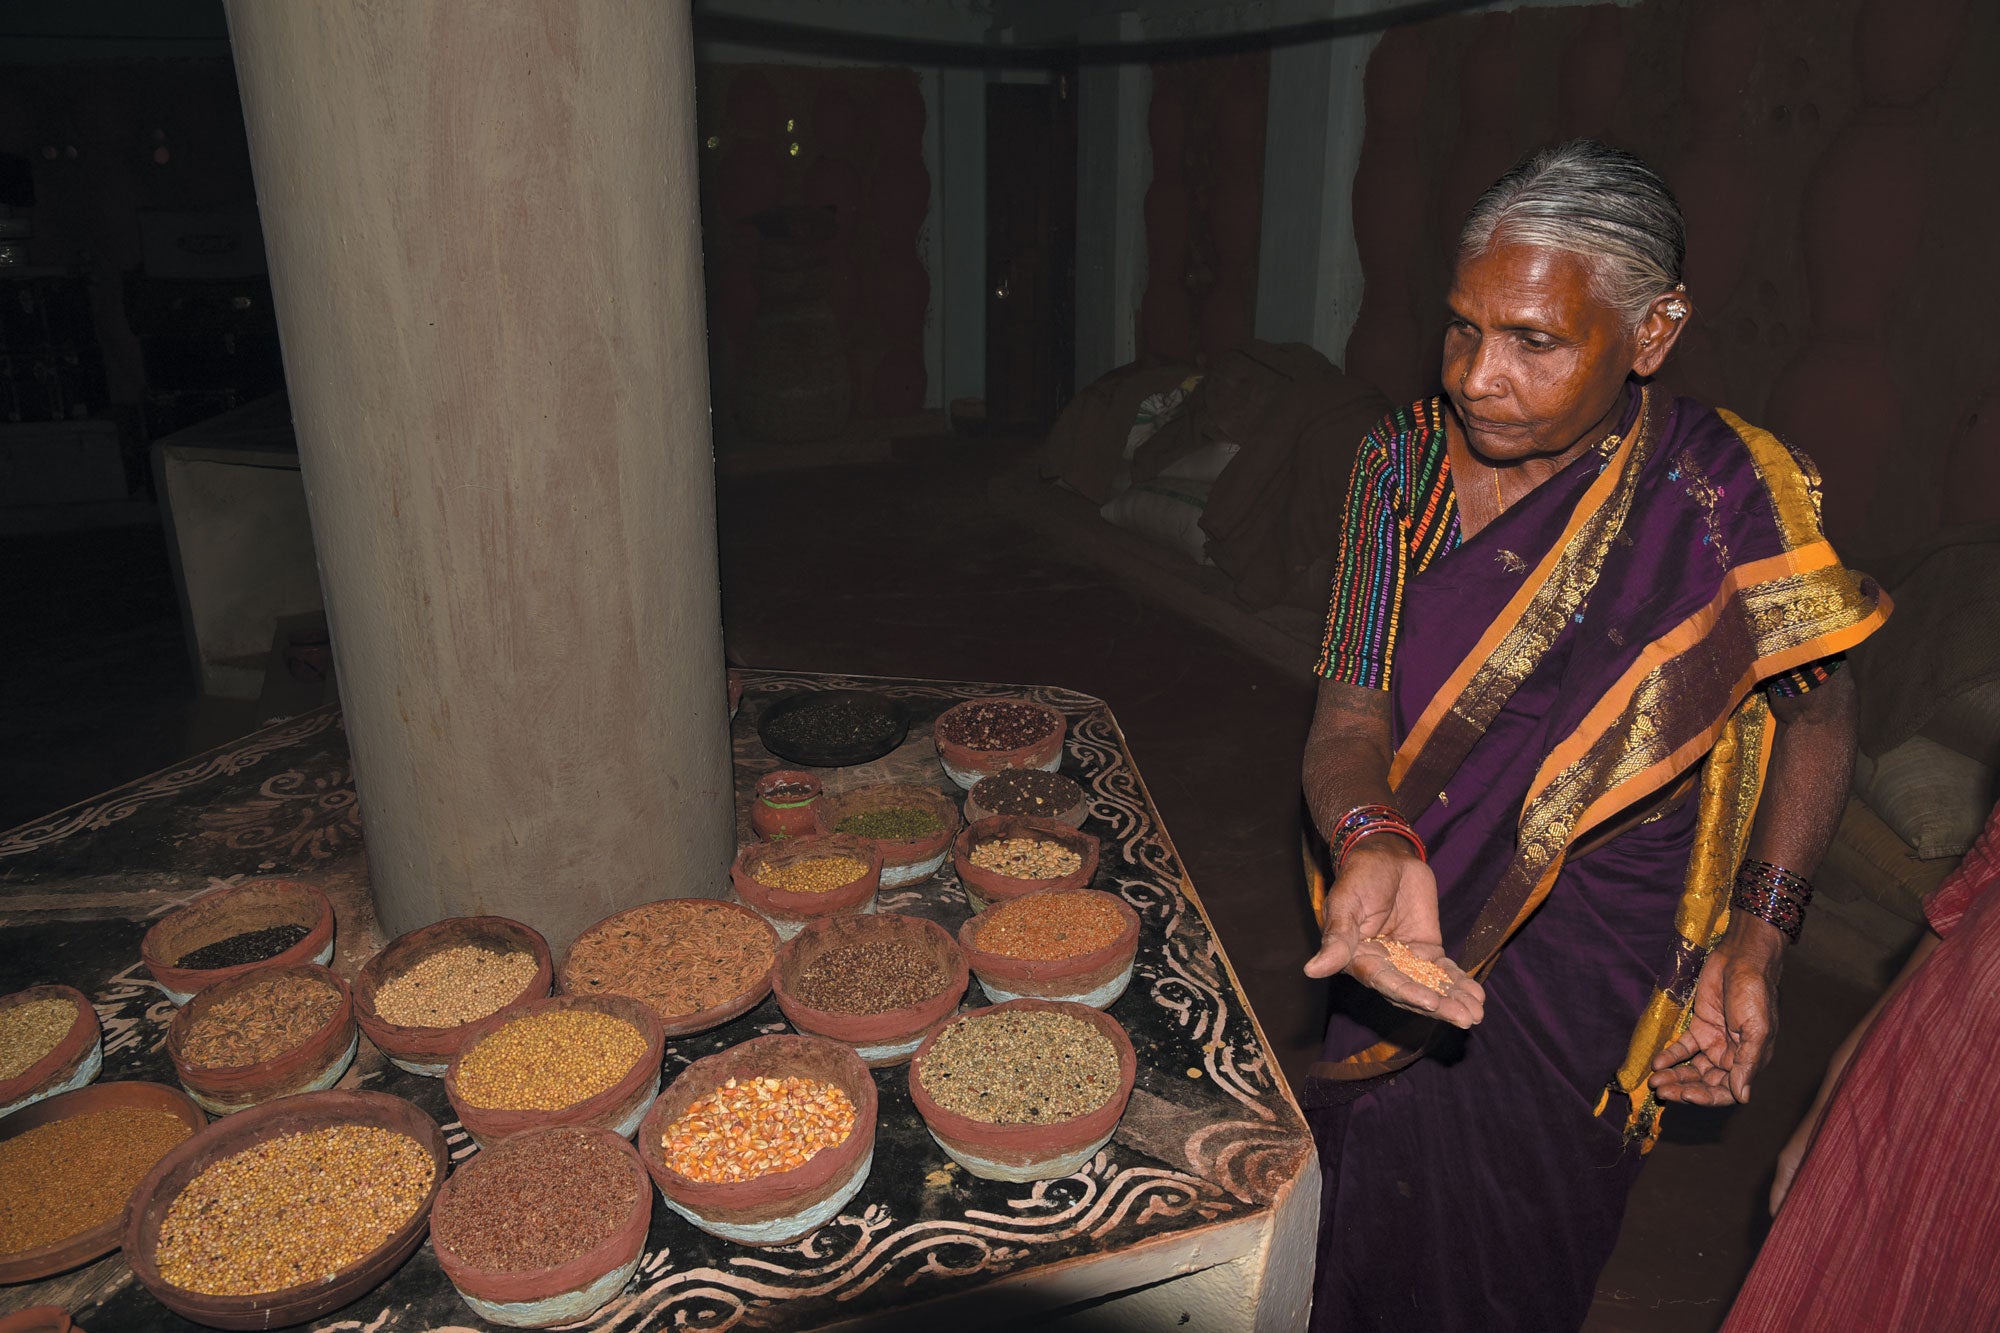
430, 1125, 652, 1328
166, 963, 356, 1117
731, 834, 883, 939
445, 994, 665, 1149
0, 985, 102, 1119
931, 698, 1066, 790
0, 1080, 205, 1284
958, 889, 1141, 1010
909, 999, 1136, 1182
771, 912, 969, 1067
123, 1089, 444, 1329
561, 899, 779, 1037
952, 815, 1100, 910
813, 782, 962, 887
638, 1034, 876, 1247
141, 879, 335, 1006
352, 916, 553, 1076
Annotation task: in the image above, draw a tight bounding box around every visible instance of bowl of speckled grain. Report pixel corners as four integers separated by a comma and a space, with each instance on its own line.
352, 916, 553, 1076
931, 697, 1066, 790
121, 1089, 445, 1330
952, 815, 1099, 910
444, 993, 664, 1148
907, 999, 1136, 1183
637, 1034, 876, 1247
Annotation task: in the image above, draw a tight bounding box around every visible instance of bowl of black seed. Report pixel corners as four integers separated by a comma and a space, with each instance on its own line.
757, 691, 910, 768
964, 769, 1090, 828
906, 998, 1136, 1183
141, 880, 336, 1006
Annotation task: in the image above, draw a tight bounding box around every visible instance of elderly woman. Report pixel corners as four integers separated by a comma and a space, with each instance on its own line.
1299, 140, 1887, 1332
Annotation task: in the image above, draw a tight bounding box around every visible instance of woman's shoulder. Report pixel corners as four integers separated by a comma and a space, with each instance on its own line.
1357, 397, 1447, 472
1667, 395, 1828, 537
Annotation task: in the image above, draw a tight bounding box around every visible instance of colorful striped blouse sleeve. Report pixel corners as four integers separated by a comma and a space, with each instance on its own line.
1765, 653, 1845, 699
1315, 421, 1410, 688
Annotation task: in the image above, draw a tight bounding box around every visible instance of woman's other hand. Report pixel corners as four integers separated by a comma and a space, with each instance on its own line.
1648, 917, 1786, 1105
1305, 841, 1487, 1028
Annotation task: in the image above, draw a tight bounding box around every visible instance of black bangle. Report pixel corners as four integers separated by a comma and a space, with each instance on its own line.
1730, 858, 1813, 943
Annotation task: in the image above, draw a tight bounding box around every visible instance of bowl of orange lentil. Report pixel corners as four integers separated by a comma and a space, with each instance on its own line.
730, 834, 884, 940
958, 888, 1140, 1010
445, 993, 665, 1149
637, 1034, 876, 1247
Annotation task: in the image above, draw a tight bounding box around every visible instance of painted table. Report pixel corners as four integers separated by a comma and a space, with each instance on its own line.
0, 670, 1317, 1331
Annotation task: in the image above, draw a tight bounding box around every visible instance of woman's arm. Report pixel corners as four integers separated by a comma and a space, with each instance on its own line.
1768, 930, 1938, 1214
1301, 679, 1486, 1027
1652, 670, 1858, 1105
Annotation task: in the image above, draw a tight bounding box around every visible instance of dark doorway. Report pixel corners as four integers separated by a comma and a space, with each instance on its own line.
985, 73, 1077, 431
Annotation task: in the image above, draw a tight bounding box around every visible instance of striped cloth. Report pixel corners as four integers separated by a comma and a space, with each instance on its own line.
1722, 801, 2000, 1331
1313, 398, 1840, 697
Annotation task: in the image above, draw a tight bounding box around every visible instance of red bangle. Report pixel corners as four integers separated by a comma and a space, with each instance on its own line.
1337, 821, 1426, 870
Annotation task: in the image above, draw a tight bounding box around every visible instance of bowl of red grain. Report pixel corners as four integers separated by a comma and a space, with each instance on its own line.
958, 888, 1139, 1010
931, 698, 1066, 790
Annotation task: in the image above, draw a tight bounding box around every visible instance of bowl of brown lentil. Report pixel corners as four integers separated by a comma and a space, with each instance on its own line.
813, 782, 962, 888
165, 963, 357, 1117
770, 912, 969, 1066
429, 1125, 652, 1328
560, 899, 779, 1037
445, 993, 665, 1149
964, 768, 1091, 828
932, 698, 1066, 790
352, 917, 554, 1076
0, 1080, 205, 1284
140, 878, 335, 1006
952, 815, 1100, 910
0, 985, 102, 1118
958, 889, 1140, 1009
122, 1089, 445, 1329
730, 834, 884, 940
908, 999, 1136, 1183
638, 1034, 876, 1246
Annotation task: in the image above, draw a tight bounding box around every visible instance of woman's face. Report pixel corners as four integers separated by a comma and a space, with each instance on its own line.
1441, 241, 1660, 463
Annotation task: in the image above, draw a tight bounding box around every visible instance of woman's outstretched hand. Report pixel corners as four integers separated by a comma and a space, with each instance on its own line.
1305, 842, 1486, 1028
1648, 918, 1785, 1105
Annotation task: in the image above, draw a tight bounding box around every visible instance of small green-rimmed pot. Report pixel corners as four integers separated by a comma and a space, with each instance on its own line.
750, 770, 823, 840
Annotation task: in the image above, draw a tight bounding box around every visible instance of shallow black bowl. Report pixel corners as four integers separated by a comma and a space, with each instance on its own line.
757, 690, 911, 768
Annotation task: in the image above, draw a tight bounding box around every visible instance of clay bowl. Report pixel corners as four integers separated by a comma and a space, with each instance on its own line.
445, 993, 665, 1149
165, 963, 356, 1116
730, 834, 884, 940
0, 1309, 81, 1332
141, 879, 335, 1005
952, 815, 1101, 910
908, 999, 1137, 1183
560, 899, 778, 1038
958, 889, 1141, 1010
813, 782, 961, 888
353, 916, 554, 1076
932, 698, 1066, 790
122, 1089, 445, 1331
751, 769, 824, 841
430, 1125, 652, 1328
0, 985, 102, 1118
637, 1034, 876, 1247
771, 913, 968, 1067
0, 1081, 205, 1284
964, 769, 1091, 828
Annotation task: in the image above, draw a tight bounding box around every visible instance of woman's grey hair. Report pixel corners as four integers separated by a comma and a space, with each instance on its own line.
1458, 140, 1686, 329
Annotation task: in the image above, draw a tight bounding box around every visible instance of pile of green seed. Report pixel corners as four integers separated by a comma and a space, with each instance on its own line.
0, 997, 79, 1080
918, 1010, 1120, 1124
835, 807, 943, 839
154, 1126, 434, 1295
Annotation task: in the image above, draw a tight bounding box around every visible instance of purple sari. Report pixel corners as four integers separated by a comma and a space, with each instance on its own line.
1305, 390, 1886, 1332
